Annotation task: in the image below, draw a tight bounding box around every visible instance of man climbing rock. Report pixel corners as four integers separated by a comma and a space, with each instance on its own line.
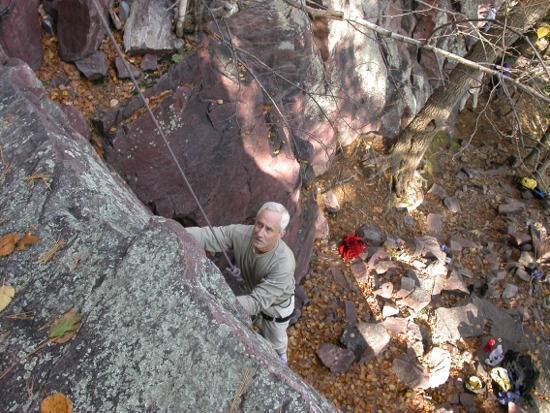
186, 202, 295, 364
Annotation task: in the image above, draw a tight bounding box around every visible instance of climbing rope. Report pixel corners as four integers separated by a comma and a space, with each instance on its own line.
90, 0, 239, 274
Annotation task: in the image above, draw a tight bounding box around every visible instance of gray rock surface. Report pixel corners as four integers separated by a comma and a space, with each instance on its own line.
115, 56, 141, 79
123, 0, 184, 54
0, 60, 336, 412
75, 51, 108, 80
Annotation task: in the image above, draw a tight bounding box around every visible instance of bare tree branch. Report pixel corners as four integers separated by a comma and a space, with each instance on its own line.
283, 0, 550, 104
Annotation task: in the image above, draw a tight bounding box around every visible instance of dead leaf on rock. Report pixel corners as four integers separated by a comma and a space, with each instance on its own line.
48, 309, 82, 344
0, 233, 20, 257
40, 393, 73, 413
16, 231, 41, 251
0, 285, 15, 312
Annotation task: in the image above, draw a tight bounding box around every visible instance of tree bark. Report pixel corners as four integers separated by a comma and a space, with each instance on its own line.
524, 126, 549, 170
388, 0, 550, 198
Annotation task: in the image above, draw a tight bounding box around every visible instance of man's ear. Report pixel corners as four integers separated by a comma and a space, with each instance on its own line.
280, 229, 286, 238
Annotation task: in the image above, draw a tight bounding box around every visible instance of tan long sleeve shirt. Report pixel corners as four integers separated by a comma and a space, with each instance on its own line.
186, 225, 295, 317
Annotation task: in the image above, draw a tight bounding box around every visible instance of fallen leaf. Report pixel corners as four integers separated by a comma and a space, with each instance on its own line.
40, 393, 73, 413
0, 233, 20, 257
0, 285, 15, 312
536, 25, 550, 39
48, 309, 82, 344
16, 231, 41, 251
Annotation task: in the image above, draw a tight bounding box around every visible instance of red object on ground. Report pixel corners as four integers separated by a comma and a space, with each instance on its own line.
483, 338, 497, 352
338, 235, 367, 260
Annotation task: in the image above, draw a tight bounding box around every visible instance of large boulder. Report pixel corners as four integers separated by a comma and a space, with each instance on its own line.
55, 0, 109, 61
0, 0, 43, 69
123, 0, 184, 54
0, 60, 336, 412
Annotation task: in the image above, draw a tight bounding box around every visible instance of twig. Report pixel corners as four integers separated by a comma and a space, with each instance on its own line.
283, 0, 550, 104
37, 238, 65, 264
228, 367, 255, 413
4, 311, 35, 320
23, 171, 52, 190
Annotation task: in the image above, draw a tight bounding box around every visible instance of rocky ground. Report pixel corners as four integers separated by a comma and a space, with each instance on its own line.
287, 97, 549, 412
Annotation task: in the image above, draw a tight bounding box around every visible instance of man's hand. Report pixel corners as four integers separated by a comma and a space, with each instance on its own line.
226, 266, 243, 283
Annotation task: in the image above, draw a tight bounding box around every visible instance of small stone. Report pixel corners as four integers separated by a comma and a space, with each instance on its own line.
356, 223, 385, 246
372, 260, 398, 275
340, 324, 367, 361
427, 213, 443, 234
323, 190, 340, 213
498, 200, 526, 215
395, 276, 416, 299
401, 288, 431, 313
521, 190, 534, 200
459, 392, 475, 408
518, 251, 535, 267
314, 212, 330, 240
432, 303, 485, 344
502, 283, 518, 299
119, 1, 131, 22
508, 231, 532, 247
433, 272, 469, 295
328, 265, 348, 288
344, 300, 357, 326
414, 236, 446, 262
357, 322, 390, 357
115, 56, 141, 80
382, 317, 408, 336
393, 356, 428, 388
74, 51, 108, 81
140, 53, 158, 72
350, 261, 369, 283
373, 282, 393, 299
367, 247, 389, 269
443, 196, 460, 213
382, 304, 399, 318
403, 215, 415, 226
316, 344, 355, 374
514, 267, 531, 282
428, 183, 448, 200
110, 99, 119, 108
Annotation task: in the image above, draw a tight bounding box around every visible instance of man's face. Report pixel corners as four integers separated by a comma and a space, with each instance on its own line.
252, 209, 285, 253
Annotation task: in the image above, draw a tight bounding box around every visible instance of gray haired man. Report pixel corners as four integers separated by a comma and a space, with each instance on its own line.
186, 202, 296, 363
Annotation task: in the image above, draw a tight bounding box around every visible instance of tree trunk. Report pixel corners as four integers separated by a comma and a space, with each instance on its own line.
388, 0, 550, 198
524, 126, 549, 170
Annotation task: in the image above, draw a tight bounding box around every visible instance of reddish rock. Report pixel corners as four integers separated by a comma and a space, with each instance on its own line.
60, 105, 90, 140
0, 0, 43, 69
373, 282, 393, 299
140, 53, 158, 72
56, 0, 109, 61
350, 261, 369, 283
316, 344, 355, 374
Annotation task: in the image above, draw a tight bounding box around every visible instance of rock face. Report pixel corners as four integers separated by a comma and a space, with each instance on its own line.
123, 0, 184, 54
56, 0, 108, 61
0, 60, 336, 412
0, 0, 43, 69
97, 0, 471, 281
